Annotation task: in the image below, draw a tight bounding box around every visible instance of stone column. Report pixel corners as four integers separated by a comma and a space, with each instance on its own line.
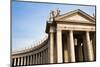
34, 54, 36, 64
40, 52, 42, 64
32, 55, 34, 64
91, 32, 96, 60
86, 31, 94, 61
45, 49, 48, 63
49, 31, 54, 63
14, 58, 16, 66
37, 53, 39, 64
47, 49, 48, 63
37, 54, 38, 64
35, 54, 37, 64
30, 55, 33, 65
12, 58, 14, 66
17, 57, 20, 66
45, 51, 46, 64
68, 30, 75, 62
44, 50, 46, 64
29, 55, 31, 65
42, 51, 44, 64
24, 56, 26, 66
27, 56, 29, 65
39, 53, 41, 64
57, 29, 63, 63
32, 55, 33, 65
21, 57, 23, 66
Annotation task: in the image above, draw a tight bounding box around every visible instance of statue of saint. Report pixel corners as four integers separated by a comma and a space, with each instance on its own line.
49, 10, 54, 21
49, 9, 61, 21
56, 8, 60, 16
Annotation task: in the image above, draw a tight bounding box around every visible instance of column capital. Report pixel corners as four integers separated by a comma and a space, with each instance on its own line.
86, 31, 90, 32
56, 28, 62, 32
69, 30, 73, 32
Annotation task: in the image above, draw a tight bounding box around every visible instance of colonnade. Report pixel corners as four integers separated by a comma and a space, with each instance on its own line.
12, 49, 48, 66
12, 30, 96, 66
49, 29, 96, 63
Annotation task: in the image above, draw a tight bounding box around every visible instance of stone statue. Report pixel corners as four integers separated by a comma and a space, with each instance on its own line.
49, 9, 61, 21
49, 10, 54, 21
56, 8, 60, 17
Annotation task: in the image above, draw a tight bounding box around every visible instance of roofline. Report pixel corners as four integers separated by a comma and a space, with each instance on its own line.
55, 9, 95, 22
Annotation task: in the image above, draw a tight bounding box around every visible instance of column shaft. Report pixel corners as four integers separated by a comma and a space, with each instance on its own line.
32, 55, 34, 64
35, 54, 37, 64
68, 30, 75, 62
27, 56, 29, 65
57, 30, 63, 63
40, 52, 42, 64
49, 32, 54, 63
14, 58, 16, 66
44, 50, 46, 64
37, 53, 39, 64
91, 33, 96, 60
45, 49, 48, 63
17, 57, 20, 66
21, 57, 23, 66
30, 55, 32, 65
86, 31, 94, 61
42, 51, 44, 64
12, 58, 14, 66
39, 53, 41, 64
34, 54, 36, 64
24, 56, 26, 66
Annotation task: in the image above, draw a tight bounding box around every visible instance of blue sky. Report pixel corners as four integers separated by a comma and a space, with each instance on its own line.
12, 1, 95, 51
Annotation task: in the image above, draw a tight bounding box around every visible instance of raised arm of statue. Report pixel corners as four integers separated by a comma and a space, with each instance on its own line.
56, 8, 60, 16
51, 11, 55, 17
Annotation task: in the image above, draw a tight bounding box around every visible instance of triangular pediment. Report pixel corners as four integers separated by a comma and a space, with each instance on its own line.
55, 9, 95, 23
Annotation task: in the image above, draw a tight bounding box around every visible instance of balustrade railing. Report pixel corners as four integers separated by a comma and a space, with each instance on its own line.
12, 35, 48, 54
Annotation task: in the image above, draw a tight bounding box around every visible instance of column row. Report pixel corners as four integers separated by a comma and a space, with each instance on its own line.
56, 30, 75, 63
49, 30, 95, 63
12, 49, 48, 66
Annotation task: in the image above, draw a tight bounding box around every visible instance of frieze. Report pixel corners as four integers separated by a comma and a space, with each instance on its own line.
57, 24, 95, 31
